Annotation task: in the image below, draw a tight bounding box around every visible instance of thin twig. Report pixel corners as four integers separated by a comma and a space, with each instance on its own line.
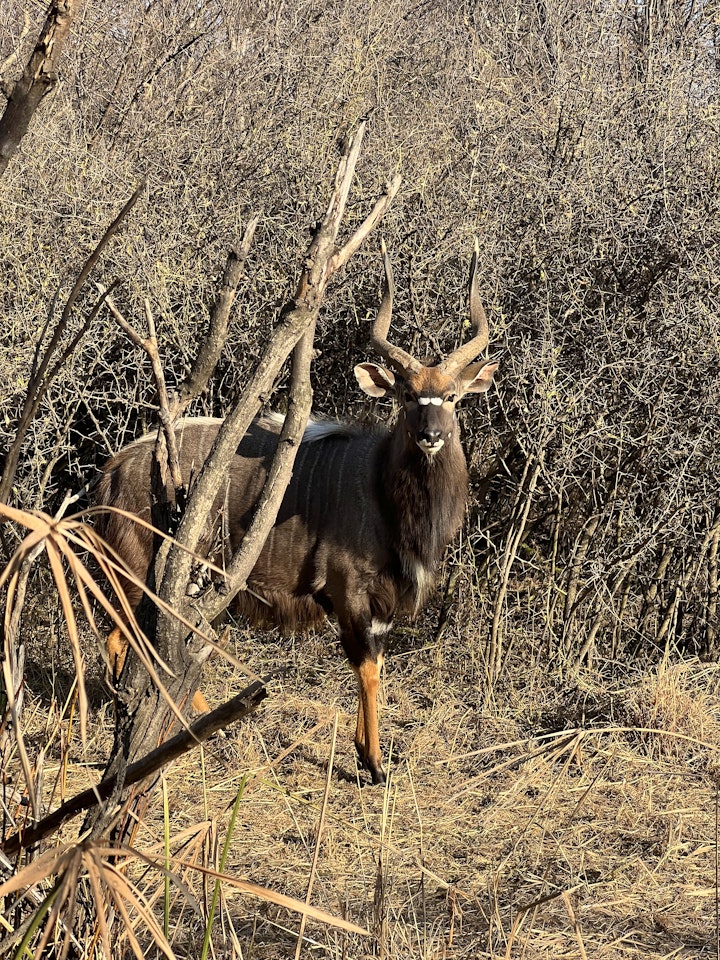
0, 187, 143, 506
175, 216, 259, 416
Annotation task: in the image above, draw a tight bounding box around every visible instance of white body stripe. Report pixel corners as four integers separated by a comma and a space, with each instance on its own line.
127, 413, 352, 450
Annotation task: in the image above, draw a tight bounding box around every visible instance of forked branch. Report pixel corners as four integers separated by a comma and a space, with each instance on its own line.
99, 293, 184, 491
89, 125, 399, 836
161, 123, 399, 615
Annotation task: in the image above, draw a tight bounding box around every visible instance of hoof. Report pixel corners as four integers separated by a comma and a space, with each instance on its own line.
370, 765, 387, 786
355, 743, 386, 785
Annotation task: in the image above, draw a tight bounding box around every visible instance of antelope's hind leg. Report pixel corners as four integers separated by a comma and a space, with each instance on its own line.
107, 625, 129, 680
106, 625, 209, 714
191, 689, 211, 713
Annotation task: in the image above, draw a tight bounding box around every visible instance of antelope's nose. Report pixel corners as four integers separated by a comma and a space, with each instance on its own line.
420, 427, 442, 444
417, 428, 444, 454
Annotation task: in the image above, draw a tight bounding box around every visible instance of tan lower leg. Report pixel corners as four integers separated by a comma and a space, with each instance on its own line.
355, 680, 366, 749
107, 626, 129, 678
356, 659, 382, 772
108, 625, 210, 714
191, 690, 210, 713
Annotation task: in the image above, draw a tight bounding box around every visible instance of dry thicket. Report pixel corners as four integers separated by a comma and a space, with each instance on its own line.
1, 0, 717, 668
1, 0, 720, 957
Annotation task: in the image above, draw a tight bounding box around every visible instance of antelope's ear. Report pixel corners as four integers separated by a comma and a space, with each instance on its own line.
459, 360, 499, 395
354, 362, 396, 398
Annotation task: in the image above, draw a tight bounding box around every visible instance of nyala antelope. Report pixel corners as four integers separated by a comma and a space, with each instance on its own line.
97, 244, 499, 784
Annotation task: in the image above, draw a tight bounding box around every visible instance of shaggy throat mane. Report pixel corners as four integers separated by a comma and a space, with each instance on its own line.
385, 440, 469, 604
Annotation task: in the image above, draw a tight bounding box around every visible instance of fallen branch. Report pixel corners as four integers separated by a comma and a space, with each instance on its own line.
2, 681, 268, 856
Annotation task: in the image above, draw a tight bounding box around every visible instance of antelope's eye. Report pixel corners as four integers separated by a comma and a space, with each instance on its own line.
445, 393, 457, 404
404, 390, 416, 404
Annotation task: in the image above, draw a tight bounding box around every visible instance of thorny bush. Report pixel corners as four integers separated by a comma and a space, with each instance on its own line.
0, 0, 718, 705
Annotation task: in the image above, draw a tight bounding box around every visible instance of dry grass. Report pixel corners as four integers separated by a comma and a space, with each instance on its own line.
8, 613, 719, 958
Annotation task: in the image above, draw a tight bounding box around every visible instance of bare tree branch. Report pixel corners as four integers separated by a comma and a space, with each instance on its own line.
328, 173, 402, 276
204, 320, 316, 622
88, 124, 399, 839
0, 0, 82, 177
162, 123, 376, 615
141, 300, 184, 491
0, 11, 32, 90
174, 216, 259, 417
101, 215, 259, 493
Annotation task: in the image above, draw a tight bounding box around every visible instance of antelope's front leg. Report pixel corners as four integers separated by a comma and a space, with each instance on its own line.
341, 612, 390, 784
353, 655, 386, 784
